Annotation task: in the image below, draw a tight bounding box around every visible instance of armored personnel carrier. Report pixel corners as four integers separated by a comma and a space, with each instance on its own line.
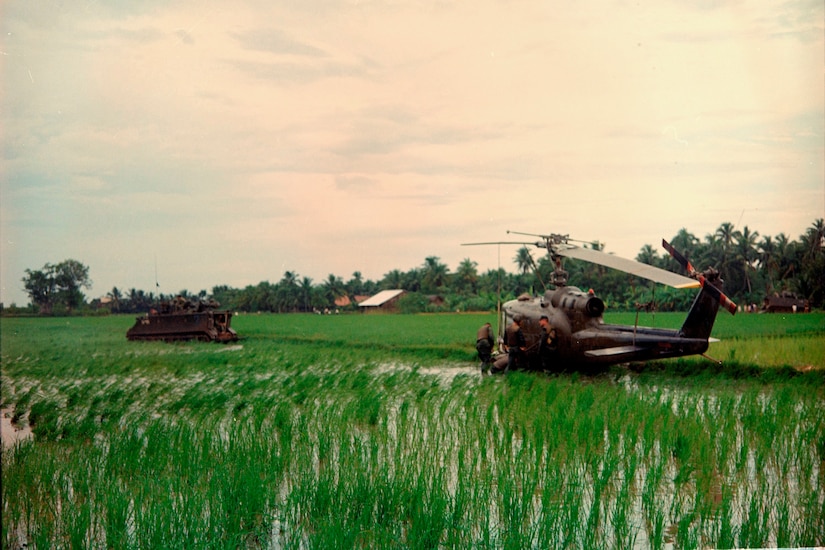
126, 297, 239, 342
762, 291, 809, 313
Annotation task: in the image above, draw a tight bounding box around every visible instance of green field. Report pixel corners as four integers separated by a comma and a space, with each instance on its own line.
2, 313, 823, 548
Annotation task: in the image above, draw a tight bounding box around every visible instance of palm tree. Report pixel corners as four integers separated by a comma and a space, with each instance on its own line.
299, 276, 314, 312
636, 244, 658, 266
128, 288, 151, 312
735, 226, 759, 295
535, 255, 556, 287
242, 281, 275, 312
323, 274, 346, 305
453, 258, 479, 295
514, 247, 534, 275
380, 269, 404, 290
422, 256, 450, 293
107, 287, 122, 312
478, 268, 506, 295
716, 222, 736, 249
403, 268, 423, 292
669, 228, 699, 269
803, 218, 825, 259
698, 232, 719, 270
694, 222, 735, 279
798, 219, 825, 304
346, 271, 364, 298
671, 228, 698, 251
279, 270, 298, 287
774, 232, 796, 282
276, 271, 300, 312
715, 222, 737, 272
758, 235, 778, 292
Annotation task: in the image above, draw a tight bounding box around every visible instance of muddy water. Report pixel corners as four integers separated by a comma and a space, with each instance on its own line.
1, 408, 33, 448
375, 362, 482, 386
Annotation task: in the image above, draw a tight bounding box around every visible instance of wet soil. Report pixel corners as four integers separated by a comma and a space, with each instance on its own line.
1, 408, 33, 448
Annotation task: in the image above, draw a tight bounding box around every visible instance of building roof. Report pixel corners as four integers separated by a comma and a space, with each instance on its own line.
358, 289, 405, 307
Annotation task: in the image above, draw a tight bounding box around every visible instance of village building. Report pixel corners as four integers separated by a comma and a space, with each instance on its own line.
334, 295, 371, 309
358, 289, 406, 313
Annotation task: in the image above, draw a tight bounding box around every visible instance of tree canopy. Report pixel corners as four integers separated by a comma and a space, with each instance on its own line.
9, 219, 824, 315
21, 260, 92, 314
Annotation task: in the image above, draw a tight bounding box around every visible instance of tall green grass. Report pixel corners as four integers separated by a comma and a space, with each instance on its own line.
2, 313, 823, 548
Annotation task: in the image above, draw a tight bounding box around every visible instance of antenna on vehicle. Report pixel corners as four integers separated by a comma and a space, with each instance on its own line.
496, 244, 503, 351
154, 254, 161, 298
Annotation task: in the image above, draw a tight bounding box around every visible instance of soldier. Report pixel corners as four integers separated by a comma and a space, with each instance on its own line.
538, 315, 557, 371
475, 322, 494, 372
500, 315, 526, 373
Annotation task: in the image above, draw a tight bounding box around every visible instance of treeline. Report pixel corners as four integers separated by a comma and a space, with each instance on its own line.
8, 219, 824, 315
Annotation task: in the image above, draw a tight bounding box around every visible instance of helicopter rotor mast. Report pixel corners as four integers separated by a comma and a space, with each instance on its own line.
506, 230, 699, 290
465, 230, 700, 290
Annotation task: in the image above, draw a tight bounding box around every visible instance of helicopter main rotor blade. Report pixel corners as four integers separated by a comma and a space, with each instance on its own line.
554, 245, 700, 289
461, 241, 544, 247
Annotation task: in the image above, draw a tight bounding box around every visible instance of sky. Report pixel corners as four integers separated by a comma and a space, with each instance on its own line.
1, 0, 823, 306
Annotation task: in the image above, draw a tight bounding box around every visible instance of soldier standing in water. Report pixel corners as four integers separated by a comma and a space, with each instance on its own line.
475, 322, 494, 372
499, 315, 525, 373
538, 315, 557, 371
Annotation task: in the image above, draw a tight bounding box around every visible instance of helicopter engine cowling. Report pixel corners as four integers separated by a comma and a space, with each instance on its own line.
549, 287, 605, 318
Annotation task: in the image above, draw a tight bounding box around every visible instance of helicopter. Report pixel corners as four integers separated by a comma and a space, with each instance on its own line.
465, 231, 737, 372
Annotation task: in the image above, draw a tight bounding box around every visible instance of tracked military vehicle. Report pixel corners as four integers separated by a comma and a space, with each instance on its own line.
762, 291, 809, 313
126, 297, 239, 342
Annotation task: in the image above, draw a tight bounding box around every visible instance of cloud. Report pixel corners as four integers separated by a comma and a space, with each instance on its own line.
175, 29, 195, 44
227, 58, 371, 85
335, 175, 378, 190
231, 28, 328, 57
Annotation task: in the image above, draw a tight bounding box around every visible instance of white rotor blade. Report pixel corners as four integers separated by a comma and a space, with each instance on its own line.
555, 245, 700, 289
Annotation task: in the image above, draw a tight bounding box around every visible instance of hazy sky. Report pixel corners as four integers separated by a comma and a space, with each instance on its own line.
2, 1, 823, 306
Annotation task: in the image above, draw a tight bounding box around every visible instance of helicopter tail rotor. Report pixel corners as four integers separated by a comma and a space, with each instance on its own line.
662, 239, 737, 315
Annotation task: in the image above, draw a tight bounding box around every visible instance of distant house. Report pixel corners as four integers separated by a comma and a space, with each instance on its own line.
334, 295, 372, 308
358, 289, 406, 313
93, 296, 113, 311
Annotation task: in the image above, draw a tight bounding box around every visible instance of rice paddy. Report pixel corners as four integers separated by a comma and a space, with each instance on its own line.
1, 312, 823, 548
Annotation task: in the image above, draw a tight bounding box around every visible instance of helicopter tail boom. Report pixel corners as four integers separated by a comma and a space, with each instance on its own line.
679, 282, 723, 340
